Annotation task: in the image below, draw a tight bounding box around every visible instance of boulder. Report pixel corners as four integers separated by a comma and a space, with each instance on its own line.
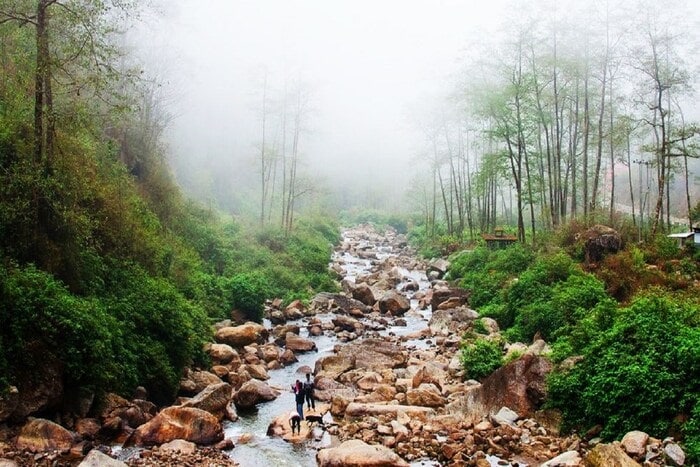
585, 443, 640, 467
312, 293, 370, 314
337, 339, 407, 372
540, 451, 582, 467
430, 286, 469, 311
446, 354, 552, 424
411, 363, 447, 391
581, 225, 622, 263
621, 431, 649, 459
214, 322, 269, 348
233, 379, 280, 408
160, 439, 196, 454
130, 406, 223, 446
332, 315, 364, 333
315, 354, 356, 379
180, 383, 233, 420
429, 307, 478, 336
351, 283, 376, 306
427, 258, 450, 278
344, 403, 434, 420
78, 449, 127, 467
98, 393, 152, 429
257, 344, 281, 363
180, 370, 223, 395
207, 344, 238, 365
491, 406, 519, 426
285, 332, 317, 352
406, 383, 446, 407
15, 418, 74, 452
0, 347, 64, 422
317, 439, 409, 467
664, 443, 686, 466
279, 349, 298, 366
377, 291, 410, 316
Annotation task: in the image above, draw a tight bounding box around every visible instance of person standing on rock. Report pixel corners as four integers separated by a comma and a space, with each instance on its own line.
293, 379, 305, 419
303, 373, 315, 411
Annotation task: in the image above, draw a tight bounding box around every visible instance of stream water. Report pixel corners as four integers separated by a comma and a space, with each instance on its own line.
224, 229, 435, 466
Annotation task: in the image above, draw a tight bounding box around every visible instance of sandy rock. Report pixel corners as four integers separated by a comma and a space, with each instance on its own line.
317, 439, 409, 467
130, 406, 223, 446
215, 322, 269, 348
279, 349, 298, 366
356, 372, 383, 391
337, 339, 407, 372
15, 418, 74, 453
180, 370, 223, 395
333, 315, 365, 333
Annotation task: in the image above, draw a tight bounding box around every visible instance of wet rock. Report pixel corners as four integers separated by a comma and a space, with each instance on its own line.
214, 322, 269, 348
74, 418, 101, 440
427, 258, 450, 278
15, 418, 74, 452
279, 349, 298, 366
130, 406, 223, 446
332, 315, 365, 334
317, 439, 409, 467
233, 379, 280, 408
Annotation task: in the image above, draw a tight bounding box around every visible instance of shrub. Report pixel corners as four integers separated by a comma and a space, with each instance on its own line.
547, 293, 700, 440
460, 337, 503, 380
228, 272, 270, 322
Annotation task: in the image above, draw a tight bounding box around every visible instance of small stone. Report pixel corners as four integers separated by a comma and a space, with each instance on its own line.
664, 443, 686, 466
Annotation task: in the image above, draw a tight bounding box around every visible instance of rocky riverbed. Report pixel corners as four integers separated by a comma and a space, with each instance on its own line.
0, 224, 689, 466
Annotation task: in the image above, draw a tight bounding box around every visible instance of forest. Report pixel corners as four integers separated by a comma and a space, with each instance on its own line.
0, 0, 699, 465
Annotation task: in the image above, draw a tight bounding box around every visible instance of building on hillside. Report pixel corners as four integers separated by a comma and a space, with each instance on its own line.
482, 228, 518, 250
667, 226, 700, 249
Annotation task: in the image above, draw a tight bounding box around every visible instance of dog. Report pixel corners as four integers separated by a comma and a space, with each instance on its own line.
305, 414, 325, 428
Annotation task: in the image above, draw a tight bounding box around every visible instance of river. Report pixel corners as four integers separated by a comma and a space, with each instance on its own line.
224, 227, 436, 466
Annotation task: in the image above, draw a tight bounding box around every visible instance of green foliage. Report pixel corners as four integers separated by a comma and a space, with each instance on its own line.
228, 272, 270, 322
548, 293, 700, 440
684, 401, 700, 464
460, 337, 504, 380
0, 263, 119, 394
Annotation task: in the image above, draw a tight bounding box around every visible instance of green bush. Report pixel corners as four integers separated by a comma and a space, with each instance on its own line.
228, 272, 270, 322
547, 293, 700, 440
460, 337, 503, 380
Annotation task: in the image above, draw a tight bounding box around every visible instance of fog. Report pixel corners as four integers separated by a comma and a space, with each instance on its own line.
132, 0, 700, 218
132, 0, 510, 213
